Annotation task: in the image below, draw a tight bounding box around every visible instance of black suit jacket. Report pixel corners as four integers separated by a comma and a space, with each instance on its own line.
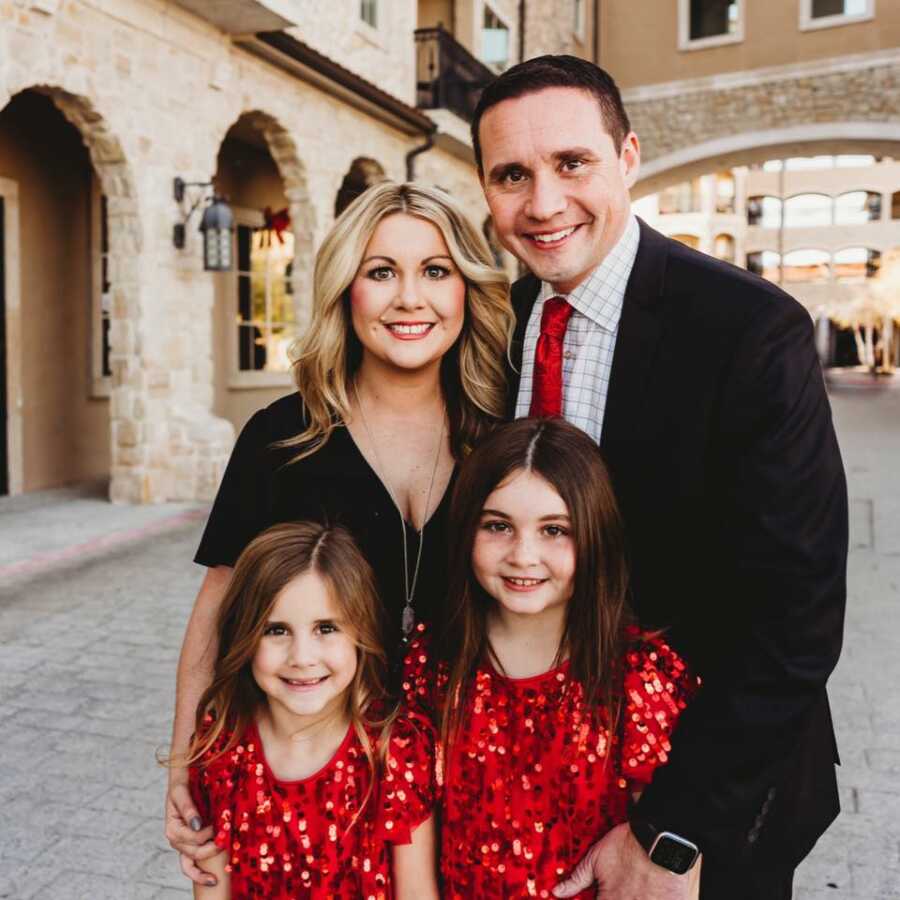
509, 220, 848, 870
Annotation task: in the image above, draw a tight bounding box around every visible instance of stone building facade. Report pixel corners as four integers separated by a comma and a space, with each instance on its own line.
0, 0, 598, 504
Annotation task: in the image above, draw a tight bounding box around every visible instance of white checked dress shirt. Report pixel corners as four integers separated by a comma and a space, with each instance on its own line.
515, 215, 641, 444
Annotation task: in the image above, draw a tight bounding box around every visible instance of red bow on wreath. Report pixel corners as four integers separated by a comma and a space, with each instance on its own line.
260, 207, 291, 246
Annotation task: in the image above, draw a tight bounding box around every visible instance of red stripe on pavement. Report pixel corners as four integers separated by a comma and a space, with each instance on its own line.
0, 507, 209, 581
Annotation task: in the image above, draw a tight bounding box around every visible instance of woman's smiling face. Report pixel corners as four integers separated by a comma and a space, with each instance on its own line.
349, 212, 466, 377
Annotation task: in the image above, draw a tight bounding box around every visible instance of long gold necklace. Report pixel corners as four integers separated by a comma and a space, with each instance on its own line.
353, 382, 446, 641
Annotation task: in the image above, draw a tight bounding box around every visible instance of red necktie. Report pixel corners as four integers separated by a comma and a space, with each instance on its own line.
529, 296, 574, 418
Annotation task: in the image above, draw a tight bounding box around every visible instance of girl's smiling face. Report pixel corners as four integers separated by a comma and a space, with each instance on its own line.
349, 212, 466, 377
251, 570, 358, 726
472, 468, 576, 619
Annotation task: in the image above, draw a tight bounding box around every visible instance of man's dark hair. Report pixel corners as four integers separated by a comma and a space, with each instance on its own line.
471, 55, 631, 174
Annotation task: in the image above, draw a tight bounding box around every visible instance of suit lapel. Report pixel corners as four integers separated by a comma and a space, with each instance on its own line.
599, 220, 670, 455
506, 273, 541, 418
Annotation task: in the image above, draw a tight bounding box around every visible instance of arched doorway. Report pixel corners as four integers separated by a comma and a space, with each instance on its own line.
0, 90, 111, 494
210, 112, 314, 432
335, 157, 387, 217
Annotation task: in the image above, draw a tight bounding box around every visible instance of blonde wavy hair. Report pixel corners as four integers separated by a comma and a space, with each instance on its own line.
286, 181, 513, 460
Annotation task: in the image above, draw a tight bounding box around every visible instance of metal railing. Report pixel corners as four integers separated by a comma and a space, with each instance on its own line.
414, 27, 495, 123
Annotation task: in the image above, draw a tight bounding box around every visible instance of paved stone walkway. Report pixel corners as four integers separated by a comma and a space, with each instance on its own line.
0, 388, 897, 899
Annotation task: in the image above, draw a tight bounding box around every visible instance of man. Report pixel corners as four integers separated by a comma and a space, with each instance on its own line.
473, 55, 847, 900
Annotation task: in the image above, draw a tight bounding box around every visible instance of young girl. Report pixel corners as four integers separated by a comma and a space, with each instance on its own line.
403, 418, 700, 899
184, 521, 439, 899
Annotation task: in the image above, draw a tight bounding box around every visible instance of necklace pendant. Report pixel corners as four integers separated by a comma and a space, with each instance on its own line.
401, 603, 415, 637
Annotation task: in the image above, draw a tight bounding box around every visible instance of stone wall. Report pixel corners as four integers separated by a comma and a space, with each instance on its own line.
0, 0, 483, 503
628, 54, 900, 193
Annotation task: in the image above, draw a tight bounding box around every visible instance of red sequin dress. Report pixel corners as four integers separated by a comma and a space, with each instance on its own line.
403, 627, 698, 900
189, 712, 435, 899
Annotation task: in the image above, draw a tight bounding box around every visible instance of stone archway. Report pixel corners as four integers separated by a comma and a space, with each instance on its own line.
626, 52, 900, 196
636, 122, 900, 197
0, 83, 158, 502
334, 157, 388, 218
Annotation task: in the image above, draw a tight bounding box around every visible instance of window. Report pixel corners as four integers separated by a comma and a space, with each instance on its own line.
835, 154, 876, 168
785, 156, 835, 171
233, 217, 297, 380
783, 194, 832, 228
892, 192, 900, 219
714, 233, 735, 263
360, 0, 377, 28
800, 0, 874, 31
747, 196, 782, 228
482, 5, 510, 71
746, 251, 781, 282
658, 179, 703, 215
834, 191, 881, 225
671, 234, 701, 250
782, 249, 829, 283
715, 173, 736, 214
573, 0, 586, 41
90, 179, 112, 396
833, 247, 881, 281
679, 0, 743, 50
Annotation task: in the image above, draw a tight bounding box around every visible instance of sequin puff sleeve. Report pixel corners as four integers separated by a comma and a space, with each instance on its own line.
375, 709, 437, 846
187, 716, 245, 853
621, 634, 700, 787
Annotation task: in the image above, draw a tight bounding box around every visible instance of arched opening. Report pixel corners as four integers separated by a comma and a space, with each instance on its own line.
670, 233, 701, 249
713, 233, 736, 263
335, 157, 387, 218
783, 194, 832, 229
210, 112, 314, 432
746, 250, 781, 282
0, 90, 113, 494
834, 190, 881, 225
782, 249, 830, 283
747, 196, 782, 228
833, 247, 881, 281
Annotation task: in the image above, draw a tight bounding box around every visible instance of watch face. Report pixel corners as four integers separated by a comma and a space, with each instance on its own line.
650, 833, 699, 875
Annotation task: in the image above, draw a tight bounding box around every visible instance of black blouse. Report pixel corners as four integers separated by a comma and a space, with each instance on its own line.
195, 393, 456, 659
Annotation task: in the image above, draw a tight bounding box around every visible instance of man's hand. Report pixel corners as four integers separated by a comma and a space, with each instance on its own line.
552, 822, 700, 900
165, 774, 220, 886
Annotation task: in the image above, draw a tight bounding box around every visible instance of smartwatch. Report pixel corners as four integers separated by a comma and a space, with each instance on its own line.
630, 819, 700, 875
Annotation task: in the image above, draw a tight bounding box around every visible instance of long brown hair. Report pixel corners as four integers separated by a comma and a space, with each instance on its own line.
182, 522, 396, 786
439, 417, 631, 745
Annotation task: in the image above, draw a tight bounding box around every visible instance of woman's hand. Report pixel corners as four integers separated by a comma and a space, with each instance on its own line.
165, 770, 220, 886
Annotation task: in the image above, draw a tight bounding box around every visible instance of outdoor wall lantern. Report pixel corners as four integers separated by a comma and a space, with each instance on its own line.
173, 177, 235, 272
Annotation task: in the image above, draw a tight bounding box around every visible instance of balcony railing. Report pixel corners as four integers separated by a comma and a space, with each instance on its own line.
415, 27, 495, 123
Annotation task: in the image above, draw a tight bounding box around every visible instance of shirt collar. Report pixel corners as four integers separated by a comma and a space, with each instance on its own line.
538, 214, 640, 332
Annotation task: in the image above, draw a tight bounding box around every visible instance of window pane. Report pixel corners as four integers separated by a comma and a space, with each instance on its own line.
811, 0, 867, 17
360, 0, 377, 27
783, 194, 832, 228
714, 233, 735, 262
747, 196, 782, 228
747, 251, 781, 282
482, 7, 509, 68
835, 154, 875, 168
659, 179, 702, 215
689, 0, 738, 40
782, 249, 829, 283
715, 173, 735, 214
834, 191, 881, 225
784, 156, 834, 171
833, 247, 880, 280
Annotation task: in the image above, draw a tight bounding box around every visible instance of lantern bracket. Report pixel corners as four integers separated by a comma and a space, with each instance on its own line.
172, 177, 214, 249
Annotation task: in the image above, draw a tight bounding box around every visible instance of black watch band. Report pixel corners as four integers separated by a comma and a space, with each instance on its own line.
630, 819, 700, 875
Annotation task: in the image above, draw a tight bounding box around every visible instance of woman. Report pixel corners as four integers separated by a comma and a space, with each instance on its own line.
165, 181, 513, 885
